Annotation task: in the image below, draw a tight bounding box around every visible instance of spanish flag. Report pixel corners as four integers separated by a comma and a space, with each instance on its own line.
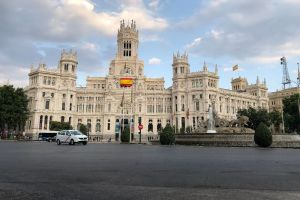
120, 77, 133, 87
232, 64, 239, 71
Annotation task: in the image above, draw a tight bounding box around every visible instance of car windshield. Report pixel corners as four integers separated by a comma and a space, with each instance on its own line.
70, 130, 83, 135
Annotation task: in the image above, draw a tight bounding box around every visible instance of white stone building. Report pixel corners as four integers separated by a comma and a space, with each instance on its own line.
25, 20, 268, 141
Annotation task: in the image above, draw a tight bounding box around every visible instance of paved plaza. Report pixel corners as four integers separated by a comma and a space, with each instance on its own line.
1, 141, 300, 199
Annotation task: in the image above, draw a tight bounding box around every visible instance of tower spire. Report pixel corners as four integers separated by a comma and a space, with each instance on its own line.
215, 64, 218, 74
203, 61, 207, 71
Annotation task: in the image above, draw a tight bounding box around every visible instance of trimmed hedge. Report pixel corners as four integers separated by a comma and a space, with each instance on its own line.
121, 127, 130, 143
254, 122, 272, 147
160, 124, 175, 145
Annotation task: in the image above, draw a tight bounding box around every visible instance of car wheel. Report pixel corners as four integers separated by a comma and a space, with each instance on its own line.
56, 140, 61, 145
69, 139, 75, 145
82, 141, 87, 145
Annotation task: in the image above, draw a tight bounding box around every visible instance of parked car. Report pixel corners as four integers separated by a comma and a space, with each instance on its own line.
56, 130, 88, 145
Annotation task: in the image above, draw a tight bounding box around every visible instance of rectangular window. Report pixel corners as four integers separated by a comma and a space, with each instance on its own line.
45, 100, 50, 110
62, 102, 65, 110
196, 102, 199, 111
64, 64, 68, 71
107, 119, 111, 130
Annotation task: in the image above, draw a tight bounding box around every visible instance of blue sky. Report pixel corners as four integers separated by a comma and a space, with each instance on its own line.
1, 0, 300, 92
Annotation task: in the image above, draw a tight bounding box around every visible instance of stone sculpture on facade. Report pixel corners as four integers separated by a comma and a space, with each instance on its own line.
206, 104, 217, 133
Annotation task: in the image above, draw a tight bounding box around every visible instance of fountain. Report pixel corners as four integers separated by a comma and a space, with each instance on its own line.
206, 104, 217, 133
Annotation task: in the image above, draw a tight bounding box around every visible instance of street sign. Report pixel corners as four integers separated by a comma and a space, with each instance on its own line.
138, 124, 143, 130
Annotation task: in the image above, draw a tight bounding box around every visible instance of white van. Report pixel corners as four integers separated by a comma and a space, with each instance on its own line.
56, 130, 88, 145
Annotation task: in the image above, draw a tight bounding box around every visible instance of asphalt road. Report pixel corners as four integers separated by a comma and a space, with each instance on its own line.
1, 141, 300, 200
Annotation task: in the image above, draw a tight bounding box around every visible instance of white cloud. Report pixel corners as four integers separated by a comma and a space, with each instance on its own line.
185, 37, 202, 50
0, 0, 169, 88
179, 0, 300, 63
148, 57, 161, 65
64, 0, 95, 11
223, 67, 232, 72
80, 42, 97, 52
55, 0, 168, 37
148, 0, 160, 11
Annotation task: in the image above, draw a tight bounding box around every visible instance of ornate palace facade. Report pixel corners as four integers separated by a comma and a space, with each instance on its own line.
25, 20, 268, 141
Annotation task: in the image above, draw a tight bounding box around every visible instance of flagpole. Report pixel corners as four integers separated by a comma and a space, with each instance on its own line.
122, 89, 124, 142
130, 85, 132, 143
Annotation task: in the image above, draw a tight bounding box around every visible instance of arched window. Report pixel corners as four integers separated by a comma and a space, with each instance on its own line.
45, 100, 50, 109
50, 116, 53, 127
39, 115, 43, 130
148, 119, 153, 132
87, 119, 91, 132
77, 119, 82, 130
44, 116, 48, 129
107, 119, 111, 131
157, 119, 162, 132
96, 119, 101, 132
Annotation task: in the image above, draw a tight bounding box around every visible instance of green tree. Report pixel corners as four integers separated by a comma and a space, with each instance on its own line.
160, 124, 175, 145
121, 127, 130, 143
0, 85, 29, 135
50, 121, 73, 131
237, 107, 270, 130
269, 110, 281, 132
79, 124, 88, 135
282, 94, 300, 133
254, 122, 272, 147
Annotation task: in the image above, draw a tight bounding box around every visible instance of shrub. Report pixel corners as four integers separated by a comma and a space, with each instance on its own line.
121, 127, 130, 143
50, 121, 73, 131
79, 124, 88, 135
254, 122, 272, 147
160, 124, 175, 145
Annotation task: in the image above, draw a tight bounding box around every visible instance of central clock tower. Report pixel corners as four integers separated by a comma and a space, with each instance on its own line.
109, 20, 144, 77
